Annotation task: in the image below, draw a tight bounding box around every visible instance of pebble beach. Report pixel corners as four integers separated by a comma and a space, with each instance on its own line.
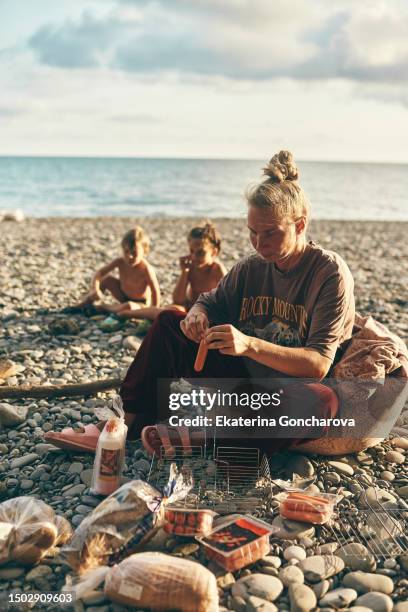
1, 217, 408, 611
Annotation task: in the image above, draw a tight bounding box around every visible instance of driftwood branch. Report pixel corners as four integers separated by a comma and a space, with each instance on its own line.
0, 377, 122, 399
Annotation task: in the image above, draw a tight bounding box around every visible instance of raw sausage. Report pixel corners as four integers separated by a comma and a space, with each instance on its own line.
194, 340, 208, 372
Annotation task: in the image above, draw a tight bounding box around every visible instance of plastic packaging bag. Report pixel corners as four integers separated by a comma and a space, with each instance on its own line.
279, 490, 340, 524
63, 552, 219, 611
91, 396, 127, 496
105, 552, 219, 611
0, 497, 73, 566
62, 463, 193, 573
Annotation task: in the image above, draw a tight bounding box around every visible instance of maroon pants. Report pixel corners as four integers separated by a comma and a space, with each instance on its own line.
120, 310, 338, 452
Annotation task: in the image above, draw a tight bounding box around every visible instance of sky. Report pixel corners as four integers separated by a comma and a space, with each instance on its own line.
1, 0, 408, 162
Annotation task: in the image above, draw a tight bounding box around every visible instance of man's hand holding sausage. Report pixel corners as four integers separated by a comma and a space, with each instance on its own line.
180, 308, 209, 342
203, 324, 251, 356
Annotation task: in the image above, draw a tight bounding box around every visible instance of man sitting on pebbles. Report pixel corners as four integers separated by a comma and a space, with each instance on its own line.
46, 151, 378, 457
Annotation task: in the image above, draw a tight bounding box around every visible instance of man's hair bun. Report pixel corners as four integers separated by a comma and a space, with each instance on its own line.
263, 150, 299, 183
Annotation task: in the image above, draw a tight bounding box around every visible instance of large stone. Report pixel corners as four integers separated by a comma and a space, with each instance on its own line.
260, 556, 281, 569
245, 596, 278, 612
288, 583, 317, 612
80, 469, 94, 487
397, 485, 408, 498
310, 580, 330, 599
355, 592, 393, 612
34, 443, 60, 455
391, 437, 408, 450
68, 461, 84, 474
358, 487, 396, 509
320, 588, 358, 608
231, 574, 283, 603
384, 450, 405, 464
0, 402, 28, 427
323, 471, 341, 485
298, 555, 344, 582
343, 571, 394, 594
10, 453, 39, 469
278, 565, 304, 587
394, 603, 408, 612
336, 543, 376, 571
62, 484, 86, 497
123, 335, 142, 351
328, 460, 355, 476
285, 455, 315, 477
271, 516, 315, 540
283, 545, 306, 562
20, 479, 34, 490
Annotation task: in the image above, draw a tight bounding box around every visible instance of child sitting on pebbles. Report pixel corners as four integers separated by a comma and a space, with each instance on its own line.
115, 221, 226, 320
69, 226, 160, 317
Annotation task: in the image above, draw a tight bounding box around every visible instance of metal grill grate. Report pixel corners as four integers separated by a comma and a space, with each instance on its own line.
147, 445, 273, 514
326, 475, 408, 559
327, 508, 408, 559
214, 447, 270, 492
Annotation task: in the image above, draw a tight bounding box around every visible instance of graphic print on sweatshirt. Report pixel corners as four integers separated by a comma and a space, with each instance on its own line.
238, 295, 307, 348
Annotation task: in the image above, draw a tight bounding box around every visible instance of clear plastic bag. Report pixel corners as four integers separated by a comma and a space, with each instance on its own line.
105, 552, 219, 612
0, 497, 73, 566
279, 490, 341, 524
63, 552, 219, 611
91, 395, 127, 496
62, 463, 193, 573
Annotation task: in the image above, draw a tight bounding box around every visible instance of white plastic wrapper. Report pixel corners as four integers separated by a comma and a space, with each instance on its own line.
0, 497, 72, 566
64, 552, 219, 611
91, 395, 127, 496
105, 552, 219, 611
62, 463, 193, 573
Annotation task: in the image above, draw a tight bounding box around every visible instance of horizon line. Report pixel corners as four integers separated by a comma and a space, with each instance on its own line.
0, 154, 407, 166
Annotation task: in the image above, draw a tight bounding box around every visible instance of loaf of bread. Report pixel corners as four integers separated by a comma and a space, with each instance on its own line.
104, 552, 219, 612
62, 480, 163, 572
11, 522, 58, 565
0, 497, 73, 566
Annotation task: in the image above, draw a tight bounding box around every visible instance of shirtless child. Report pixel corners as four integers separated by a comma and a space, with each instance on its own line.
114, 222, 226, 319
75, 226, 160, 315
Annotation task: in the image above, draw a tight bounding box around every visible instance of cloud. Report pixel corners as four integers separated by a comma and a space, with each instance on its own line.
28, 11, 125, 68
354, 82, 408, 109
27, 0, 408, 88
299, 2, 408, 83
109, 112, 162, 123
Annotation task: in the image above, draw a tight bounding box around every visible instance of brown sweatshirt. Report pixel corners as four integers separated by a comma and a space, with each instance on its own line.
195, 242, 355, 375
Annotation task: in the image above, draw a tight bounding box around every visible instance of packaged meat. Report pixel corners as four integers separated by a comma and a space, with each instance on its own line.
0, 497, 73, 566
62, 463, 193, 573
280, 491, 340, 525
197, 515, 275, 571
104, 552, 219, 611
164, 507, 217, 536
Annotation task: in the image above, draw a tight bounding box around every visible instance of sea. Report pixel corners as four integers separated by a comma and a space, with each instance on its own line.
0, 156, 407, 220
